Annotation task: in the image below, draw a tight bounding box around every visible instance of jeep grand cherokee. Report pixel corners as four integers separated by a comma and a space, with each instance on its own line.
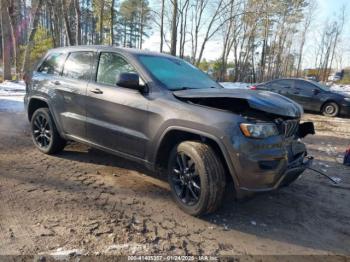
24, 46, 315, 216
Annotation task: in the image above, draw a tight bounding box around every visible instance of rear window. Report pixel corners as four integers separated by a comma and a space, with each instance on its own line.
38, 53, 66, 75
62, 52, 93, 80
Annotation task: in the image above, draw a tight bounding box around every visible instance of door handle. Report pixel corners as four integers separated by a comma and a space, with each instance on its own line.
90, 88, 103, 94
51, 80, 61, 85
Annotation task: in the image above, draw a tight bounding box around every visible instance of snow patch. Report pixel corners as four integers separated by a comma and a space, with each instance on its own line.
45, 248, 84, 261
220, 82, 251, 89
0, 80, 26, 96
330, 84, 350, 93
0, 81, 25, 112
105, 243, 148, 254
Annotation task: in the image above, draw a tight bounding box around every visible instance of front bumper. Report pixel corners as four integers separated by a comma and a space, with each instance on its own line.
239, 155, 312, 193
226, 134, 312, 196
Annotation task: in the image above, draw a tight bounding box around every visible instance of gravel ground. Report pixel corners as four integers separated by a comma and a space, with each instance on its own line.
0, 96, 349, 258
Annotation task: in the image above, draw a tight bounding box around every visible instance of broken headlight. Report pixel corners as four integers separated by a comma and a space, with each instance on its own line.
240, 123, 279, 139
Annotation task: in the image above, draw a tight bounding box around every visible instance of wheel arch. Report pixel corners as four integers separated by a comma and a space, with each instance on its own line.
27, 97, 49, 121
154, 127, 238, 188
27, 97, 65, 138
320, 100, 340, 113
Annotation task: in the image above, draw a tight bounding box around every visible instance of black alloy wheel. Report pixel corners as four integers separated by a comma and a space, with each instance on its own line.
30, 108, 66, 154
32, 113, 52, 149
168, 141, 226, 216
170, 152, 201, 206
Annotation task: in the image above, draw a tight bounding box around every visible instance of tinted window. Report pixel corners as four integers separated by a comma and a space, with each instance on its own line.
297, 80, 316, 91
137, 55, 221, 90
62, 52, 93, 80
38, 53, 66, 75
97, 52, 137, 85
271, 80, 293, 88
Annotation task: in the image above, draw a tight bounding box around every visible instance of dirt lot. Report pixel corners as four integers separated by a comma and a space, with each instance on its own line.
0, 97, 350, 258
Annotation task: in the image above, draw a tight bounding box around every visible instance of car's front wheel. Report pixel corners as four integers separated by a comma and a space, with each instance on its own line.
31, 108, 66, 154
168, 141, 226, 216
322, 102, 339, 117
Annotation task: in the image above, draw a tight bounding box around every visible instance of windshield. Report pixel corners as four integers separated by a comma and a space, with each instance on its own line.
137, 55, 221, 90
310, 80, 330, 91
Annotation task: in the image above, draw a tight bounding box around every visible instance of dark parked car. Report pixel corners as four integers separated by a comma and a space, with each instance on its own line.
24, 46, 314, 216
252, 78, 350, 117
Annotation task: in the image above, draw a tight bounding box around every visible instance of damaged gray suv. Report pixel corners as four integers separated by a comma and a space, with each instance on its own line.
25, 46, 315, 216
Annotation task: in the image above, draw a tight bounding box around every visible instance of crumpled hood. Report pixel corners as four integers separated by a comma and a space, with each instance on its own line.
173, 88, 303, 118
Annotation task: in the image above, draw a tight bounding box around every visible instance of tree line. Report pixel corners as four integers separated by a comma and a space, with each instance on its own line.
0, 0, 347, 83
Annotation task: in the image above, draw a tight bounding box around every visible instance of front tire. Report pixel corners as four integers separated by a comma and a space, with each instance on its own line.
168, 141, 226, 216
31, 108, 66, 154
322, 102, 339, 117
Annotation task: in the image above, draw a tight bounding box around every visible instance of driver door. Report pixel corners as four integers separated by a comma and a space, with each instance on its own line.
85, 52, 149, 159
291, 80, 321, 111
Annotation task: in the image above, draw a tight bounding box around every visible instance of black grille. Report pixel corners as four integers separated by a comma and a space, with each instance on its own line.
282, 120, 299, 138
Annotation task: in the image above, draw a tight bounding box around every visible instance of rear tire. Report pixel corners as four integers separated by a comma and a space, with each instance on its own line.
30, 108, 66, 154
168, 141, 226, 216
322, 102, 339, 117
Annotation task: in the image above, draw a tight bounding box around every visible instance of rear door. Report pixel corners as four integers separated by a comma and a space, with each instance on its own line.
85, 52, 149, 159
55, 51, 94, 138
271, 79, 294, 97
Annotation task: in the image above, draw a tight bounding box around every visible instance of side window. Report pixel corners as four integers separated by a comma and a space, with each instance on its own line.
38, 53, 66, 75
62, 52, 93, 80
97, 52, 137, 86
297, 81, 317, 94
274, 80, 293, 88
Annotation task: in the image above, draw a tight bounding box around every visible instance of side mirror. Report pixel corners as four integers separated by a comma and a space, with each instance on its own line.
116, 73, 148, 94
313, 89, 320, 95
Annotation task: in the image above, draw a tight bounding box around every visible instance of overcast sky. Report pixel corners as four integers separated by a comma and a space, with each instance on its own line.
143, 0, 350, 69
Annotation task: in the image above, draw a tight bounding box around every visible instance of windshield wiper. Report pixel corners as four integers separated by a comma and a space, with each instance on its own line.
171, 86, 219, 91
172, 87, 195, 91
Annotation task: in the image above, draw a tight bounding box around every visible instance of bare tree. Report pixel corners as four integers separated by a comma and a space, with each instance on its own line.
218, 0, 237, 80
160, 0, 165, 52
170, 0, 178, 55
178, 0, 189, 58
110, 0, 115, 45
296, 0, 316, 77
0, 0, 12, 80
7, 0, 21, 80
62, 0, 74, 45
328, 7, 345, 78
22, 0, 44, 73
98, 0, 105, 44
74, 0, 81, 45
190, 0, 207, 64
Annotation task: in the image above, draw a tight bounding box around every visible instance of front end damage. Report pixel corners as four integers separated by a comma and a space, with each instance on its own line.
173, 88, 315, 194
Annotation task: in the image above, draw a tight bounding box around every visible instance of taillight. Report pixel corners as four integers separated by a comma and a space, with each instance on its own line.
250, 85, 257, 90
